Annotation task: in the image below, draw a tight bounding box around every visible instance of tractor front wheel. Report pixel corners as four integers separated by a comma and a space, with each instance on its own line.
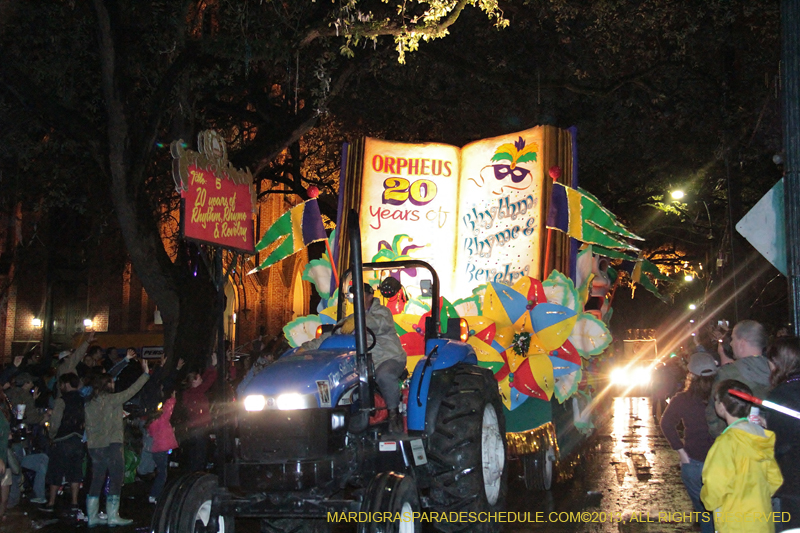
358, 472, 420, 533
151, 472, 233, 533
427, 364, 507, 532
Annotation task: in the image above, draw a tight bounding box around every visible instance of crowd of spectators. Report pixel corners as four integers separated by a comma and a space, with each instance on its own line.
0, 332, 223, 525
659, 320, 800, 533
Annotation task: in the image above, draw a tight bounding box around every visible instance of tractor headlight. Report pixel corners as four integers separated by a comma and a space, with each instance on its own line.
331, 412, 346, 430
243, 395, 266, 412
276, 393, 317, 410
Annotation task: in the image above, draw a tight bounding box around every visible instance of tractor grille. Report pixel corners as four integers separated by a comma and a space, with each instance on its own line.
238, 409, 343, 462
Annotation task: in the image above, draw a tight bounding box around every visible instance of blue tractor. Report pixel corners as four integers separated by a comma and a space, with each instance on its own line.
152, 213, 508, 533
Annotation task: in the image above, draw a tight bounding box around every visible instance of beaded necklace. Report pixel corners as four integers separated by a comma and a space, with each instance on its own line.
721, 417, 749, 435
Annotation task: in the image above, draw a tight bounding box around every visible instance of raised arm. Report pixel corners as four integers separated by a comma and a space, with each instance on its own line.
109, 360, 150, 406
65, 333, 94, 374
195, 366, 218, 395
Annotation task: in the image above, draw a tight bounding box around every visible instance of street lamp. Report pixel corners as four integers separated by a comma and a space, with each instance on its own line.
688, 303, 697, 310
671, 190, 686, 200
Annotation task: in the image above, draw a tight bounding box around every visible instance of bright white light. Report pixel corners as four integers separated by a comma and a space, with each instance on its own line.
689, 320, 695, 323
331, 413, 346, 430
232, 313, 237, 324
277, 393, 306, 410
633, 367, 652, 383
684, 274, 694, 282
31, 318, 42, 328
671, 190, 685, 200
689, 304, 697, 310
611, 368, 628, 385
83, 318, 93, 328
244, 395, 266, 411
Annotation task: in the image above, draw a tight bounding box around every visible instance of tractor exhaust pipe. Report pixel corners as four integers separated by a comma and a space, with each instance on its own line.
348, 210, 374, 412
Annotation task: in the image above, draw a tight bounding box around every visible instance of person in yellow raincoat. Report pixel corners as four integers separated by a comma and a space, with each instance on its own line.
701, 379, 784, 533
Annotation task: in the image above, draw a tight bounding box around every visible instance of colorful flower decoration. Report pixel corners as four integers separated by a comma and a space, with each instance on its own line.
542, 270, 612, 359
481, 276, 578, 409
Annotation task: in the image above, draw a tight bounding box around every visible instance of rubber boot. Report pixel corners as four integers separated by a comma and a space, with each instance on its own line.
106, 495, 133, 527
86, 496, 107, 528
388, 408, 404, 434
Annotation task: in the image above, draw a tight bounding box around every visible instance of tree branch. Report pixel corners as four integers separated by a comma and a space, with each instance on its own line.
300, 0, 472, 47
250, 63, 358, 174
0, 63, 100, 147
131, 43, 200, 188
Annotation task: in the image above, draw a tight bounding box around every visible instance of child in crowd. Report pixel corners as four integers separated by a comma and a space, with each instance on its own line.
146, 389, 178, 504
701, 379, 783, 533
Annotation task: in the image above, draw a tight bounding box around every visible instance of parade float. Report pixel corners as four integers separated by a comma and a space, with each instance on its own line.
267, 125, 657, 489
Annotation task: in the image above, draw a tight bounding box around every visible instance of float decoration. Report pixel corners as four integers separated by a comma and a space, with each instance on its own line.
283, 315, 330, 348
301, 229, 337, 302
249, 199, 328, 273
546, 181, 642, 251
452, 285, 485, 317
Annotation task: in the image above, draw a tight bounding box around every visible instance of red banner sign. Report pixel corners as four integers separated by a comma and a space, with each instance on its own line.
172, 130, 255, 253
182, 165, 255, 252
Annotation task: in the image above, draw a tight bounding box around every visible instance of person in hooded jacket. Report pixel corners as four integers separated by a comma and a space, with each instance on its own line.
706, 320, 772, 437
701, 379, 783, 533
763, 337, 800, 531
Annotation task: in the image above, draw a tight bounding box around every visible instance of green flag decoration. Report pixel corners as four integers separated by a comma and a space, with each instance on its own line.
248, 199, 327, 274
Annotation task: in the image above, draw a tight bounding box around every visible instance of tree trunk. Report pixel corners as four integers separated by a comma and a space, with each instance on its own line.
93, 0, 218, 365
172, 265, 220, 366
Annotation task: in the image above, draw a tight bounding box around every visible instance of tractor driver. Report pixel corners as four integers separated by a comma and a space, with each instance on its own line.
300, 282, 407, 434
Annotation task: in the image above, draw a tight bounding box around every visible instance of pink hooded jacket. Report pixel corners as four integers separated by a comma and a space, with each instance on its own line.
148, 397, 178, 453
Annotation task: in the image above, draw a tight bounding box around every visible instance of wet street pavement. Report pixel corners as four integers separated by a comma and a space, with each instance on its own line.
504, 396, 698, 533
4, 397, 699, 532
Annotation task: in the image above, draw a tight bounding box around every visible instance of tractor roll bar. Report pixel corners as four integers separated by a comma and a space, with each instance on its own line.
337, 260, 442, 337
347, 210, 373, 413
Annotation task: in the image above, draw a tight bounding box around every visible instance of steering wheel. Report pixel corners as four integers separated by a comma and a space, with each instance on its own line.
330, 322, 377, 352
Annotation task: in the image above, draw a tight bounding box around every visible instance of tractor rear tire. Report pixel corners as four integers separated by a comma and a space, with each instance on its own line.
522, 445, 556, 491
427, 363, 507, 532
358, 472, 421, 533
151, 472, 233, 533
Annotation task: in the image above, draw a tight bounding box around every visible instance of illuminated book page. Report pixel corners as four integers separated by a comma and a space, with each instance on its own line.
358, 137, 461, 298
453, 126, 546, 294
